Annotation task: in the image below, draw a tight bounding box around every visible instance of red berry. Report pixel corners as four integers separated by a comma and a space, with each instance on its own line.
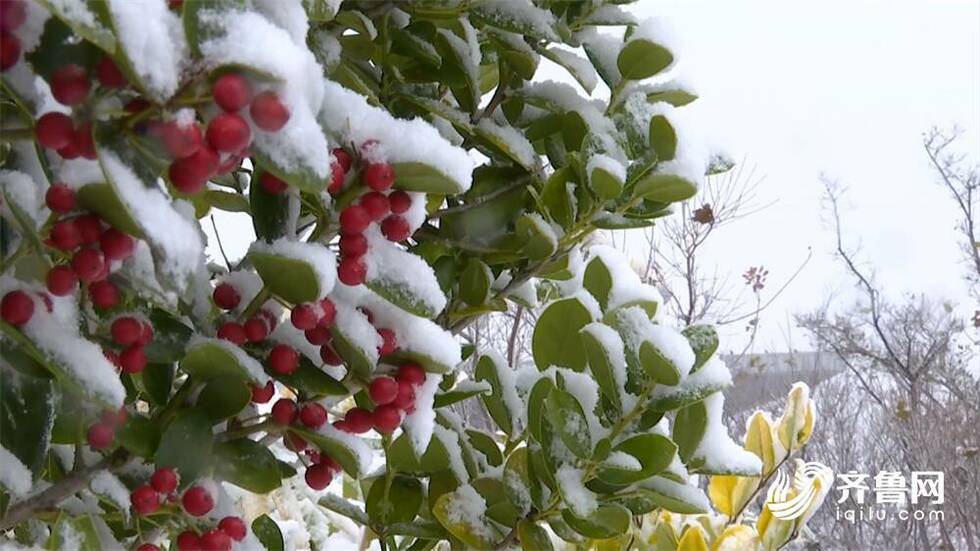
388, 190, 412, 214
318, 298, 336, 327
181, 486, 214, 517
89, 280, 119, 310
119, 345, 146, 374
99, 407, 127, 427
74, 214, 103, 244
299, 402, 327, 429
56, 139, 80, 159
258, 309, 278, 332
359, 191, 389, 221
95, 56, 127, 88
397, 363, 426, 386
339, 205, 370, 235
271, 398, 297, 425
1, 290, 33, 327
36, 113, 75, 150
305, 463, 333, 490
319, 454, 342, 473
46, 265, 78, 296
100, 228, 135, 261
176, 531, 202, 551
332, 419, 352, 433
73, 122, 96, 159
259, 172, 288, 194
244, 317, 269, 342
344, 407, 373, 434
169, 147, 219, 194
290, 303, 319, 330
51, 64, 90, 106
138, 321, 154, 345
249, 91, 290, 131
50, 219, 81, 251
377, 328, 397, 356
1, 1, 27, 32
212, 73, 252, 112
206, 113, 251, 153
150, 467, 179, 494
0, 30, 20, 71
392, 380, 416, 411
381, 215, 411, 242
372, 405, 402, 434
337, 257, 366, 286
137, 544, 160, 551
305, 325, 331, 346
216, 322, 247, 345
319, 344, 342, 366
72, 248, 106, 283
131, 484, 160, 515
216, 153, 242, 175
268, 344, 298, 375
331, 148, 352, 173
212, 283, 240, 310
369, 376, 399, 406
200, 529, 231, 551
111, 316, 142, 345
251, 380, 274, 403
125, 98, 151, 114
45, 183, 76, 213
328, 162, 345, 194
363, 162, 395, 191
218, 516, 247, 542
162, 120, 203, 159
86, 422, 114, 450
339, 233, 368, 258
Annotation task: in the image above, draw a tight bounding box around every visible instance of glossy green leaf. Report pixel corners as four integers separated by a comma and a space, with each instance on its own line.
682, 325, 719, 373
37, 0, 116, 53
199, 376, 251, 421
633, 172, 698, 203
673, 400, 709, 463
526, 377, 554, 444
116, 416, 161, 458
179, 340, 265, 384
649, 114, 677, 161
367, 475, 423, 525
518, 519, 554, 551
252, 514, 285, 551
269, 357, 348, 397
76, 184, 142, 238
598, 434, 677, 485
561, 503, 631, 539
432, 489, 500, 548
290, 426, 366, 478
215, 438, 283, 493
391, 162, 467, 195
532, 296, 594, 372
466, 429, 503, 468
155, 408, 214, 485
0, 366, 56, 478
617, 38, 674, 81
579, 325, 623, 412
516, 213, 558, 260
250, 250, 327, 305
474, 354, 514, 436
459, 258, 493, 306
545, 388, 592, 459
583, 256, 613, 311
250, 169, 290, 240
143, 309, 194, 364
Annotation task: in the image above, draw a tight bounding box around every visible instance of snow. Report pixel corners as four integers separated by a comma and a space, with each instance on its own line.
315, 423, 373, 476
331, 301, 381, 366
577, 28, 623, 85
250, 238, 337, 299
90, 471, 130, 520
581, 322, 638, 412
309, 29, 341, 69
587, 246, 664, 311
477, 118, 537, 169
45, 0, 100, 31
504, 466, 532, 516
97, 151, 204, 292
691, 393, 763, 475
402, 374, 442, 456
433, 425, 469, 483
519, 81, 616, 138
57, 159, 104, 189
583, 4, 637, 26
188, 336, 271, 385
646, 324, 695, 378
253, 0, 308, 44
319, 79, 473, 194
0, 169, 45, 226
362, 232, 446, 317
477, 0, 558, 42
492, 271, 539, 308
271, 320, 345, 379
199, 9, 331, 181
106, 0, 187, 101
544, 47, 598, 93
442, 484, 492, 539
556, 465, 597, 517
521, 212, 559, 251
481, 351, 525, 432
640, 476, 710, 512
587, 153, 626, 183
0, 445, 32, 497
605, 451, 642, 471
650, 355, 732, 404
627, 18, 683, 74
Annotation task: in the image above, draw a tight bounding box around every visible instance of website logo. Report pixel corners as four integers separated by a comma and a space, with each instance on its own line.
765, 461, 835, 520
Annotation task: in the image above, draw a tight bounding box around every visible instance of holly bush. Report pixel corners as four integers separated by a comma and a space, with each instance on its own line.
0, 0, 823, 549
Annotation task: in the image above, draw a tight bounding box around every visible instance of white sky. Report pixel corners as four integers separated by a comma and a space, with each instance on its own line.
618, 0, 980, 352
205, 1, 980, 354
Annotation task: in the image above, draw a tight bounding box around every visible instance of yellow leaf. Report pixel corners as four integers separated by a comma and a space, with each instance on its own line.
648, 517, 678, 551
708, 475, 738, 516
757, 505, 794, 551
777, 383, 810, 452
744, 411, 778, 475
677, 526, 709, 551
798, 400, 816, 446
711, 525, 758, 551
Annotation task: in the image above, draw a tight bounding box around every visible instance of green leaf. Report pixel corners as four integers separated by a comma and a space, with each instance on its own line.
143, 309, 194, 364
252, 514, 285, 551
75, 184, 142, 238
365, 248, 446, 319
0, 366, 56, 478
518, 519, 554, 551
304, 0, 339, 22
583, 256, 613, 311
598, 434, 677, 485
526, 377, 554, 444
214, 438, 283, 493
532, 296, 594, 372
366, 475, 423, 525
617, 38, 674, 81
459, 258, 493, 306
269, 357, 348, 397
561, 504, 631, 539
647, 87, 699, 107
432, 488, 500, 548
649, 115, 677, 161
250, 250, 329, 305
589, 164, 624, 201
205, 190, 250, 213
538, 47, 597, 94
466, 429, 503, 468
638, 477, 710, 514
37, 0, 116, 53
433, 383, 490, 408
199, 376, 251, 421
474, 354, 515, 436
579, 324, 624, 412
116, 416, 161, 458
515, 214, 557, 260
155, 408, 214, 485
179, 340, 265, 384
472, 2, 558, 41
183, 0, 247, 57
682, 325, 718, 373
633, 172, 698, 203
46, 514, 104, 550
472, 477, 520, 527
673, 400, 709, 463
541, 167, 575, 229
545, 388, 592, 459
639, 340, 684, 386
392, 162, 466, 195
140, 363, 175, 406
290, 426, 366, 478
250, 148, 326, 195
250, 169, 291, 240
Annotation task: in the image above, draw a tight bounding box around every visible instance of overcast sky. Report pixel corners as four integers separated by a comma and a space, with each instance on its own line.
617, 0, 980, 352
205, 1, 979, 354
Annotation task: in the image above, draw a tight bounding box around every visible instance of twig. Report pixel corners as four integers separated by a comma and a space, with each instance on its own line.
210, 215, 232, 271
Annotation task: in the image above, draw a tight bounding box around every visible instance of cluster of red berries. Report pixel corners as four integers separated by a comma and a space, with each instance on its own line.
211, 281, 281, 345
0, 0, 27, 71
104, 314, 155, 374
33, 57, 129, 158
43, 184, 135, 309
167, 73, 290, 195
85, 406, 127, 451
265, 398, 345, 490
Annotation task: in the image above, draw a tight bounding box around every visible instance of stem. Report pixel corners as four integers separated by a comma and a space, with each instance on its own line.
215, 419, 277, 443
240, 285, 272, 320
728, 452, 793, 524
